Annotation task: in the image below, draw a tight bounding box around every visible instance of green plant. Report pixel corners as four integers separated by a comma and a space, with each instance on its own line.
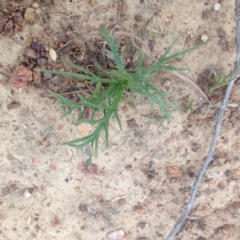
209, 68, 232, 93
41, 27, 204, 158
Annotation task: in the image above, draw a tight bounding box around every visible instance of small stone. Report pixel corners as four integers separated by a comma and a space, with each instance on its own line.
106, 229, 127, 240
13, 12, 24, 23
25, 47, 37, 59
37, 58, 47, 66
219, 28, 226, 38
225, 202, 240, 215
197, 237, 206, 240
49, 47, 57, 61
79, 204, 88, 212
222, 224, 233, 234
31, 42, 43, 52
117, 198, 126, 206
167, 166, 182, 178
11, 66, 32, 88
217, 181, 226, 189
7, 101, 21, 110
81, 161, 98, 175
42, 13, 51, 23
134, 14, 142, 22
24, 189, 32, 198
43, 72, 52, 80
170, 177, 177, 183
133, 204, 143, 213
213, 3, 221, 11
202, 9, 211, 20
32, 67, 41, 84
137, 222, 147, 229
24, 8, 35, 22
187, 167, 195, 178
127, 118, 139, 128
225, 169, 232, 177
191, 142, 201, 152
201, 34, 209, 42
50, 76, 61, 84
66, 30, 74, 38
57, 32, 67, 43
4, 20, 14, 33
148, 39, 156, 52
32, 2, 39, 8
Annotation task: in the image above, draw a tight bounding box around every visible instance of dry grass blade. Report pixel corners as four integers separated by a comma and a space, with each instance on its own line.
115, 31, 210, 103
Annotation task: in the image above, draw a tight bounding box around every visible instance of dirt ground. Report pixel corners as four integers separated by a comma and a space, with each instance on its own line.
1, 0, 240, 240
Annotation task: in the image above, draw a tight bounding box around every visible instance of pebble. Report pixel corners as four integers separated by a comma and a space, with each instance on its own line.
24, 8, 35, 22
4, 20, 14, 33
201, 34, 209, 42
106, 229, 127, 240
42, 12, 51, 23
225, 201, 240, 215
219, 28, 226, 38
27, 215, 33, 224
13, 12, 24, 23
133, 204, 143, 213
134, 14, 143, 22
31, 42, 43, 52
11, 66, 32, 88
32, 67, 41, 84
50, 75, 61, 84
217, 181, 226, 189
24, 189, 32, 198
66, 30, 74, 38
32, 2, 39, 8
43, 72, 52, 80
37, 58, 47, 66
49, 47, 57, 61
167, 166, 182, 178
57, 32, 67, 43
25, 47, 37, 59
137, 222, 147, 229
213, 3, 221, 11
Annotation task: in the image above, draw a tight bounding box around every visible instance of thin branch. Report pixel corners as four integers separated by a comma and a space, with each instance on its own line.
166, 1, 240, 239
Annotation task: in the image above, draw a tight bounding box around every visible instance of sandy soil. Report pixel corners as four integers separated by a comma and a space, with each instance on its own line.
1, 0, 240, 240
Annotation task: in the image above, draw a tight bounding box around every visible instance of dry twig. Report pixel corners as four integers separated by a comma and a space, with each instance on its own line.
166, 1, 240, 239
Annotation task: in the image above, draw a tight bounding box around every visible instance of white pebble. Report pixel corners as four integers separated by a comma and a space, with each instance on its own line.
49, 47, 57, 61
201, 34, 209, 42
24, 189, 32, 198
27, 215, 33, 224
214, 3, 221, 11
